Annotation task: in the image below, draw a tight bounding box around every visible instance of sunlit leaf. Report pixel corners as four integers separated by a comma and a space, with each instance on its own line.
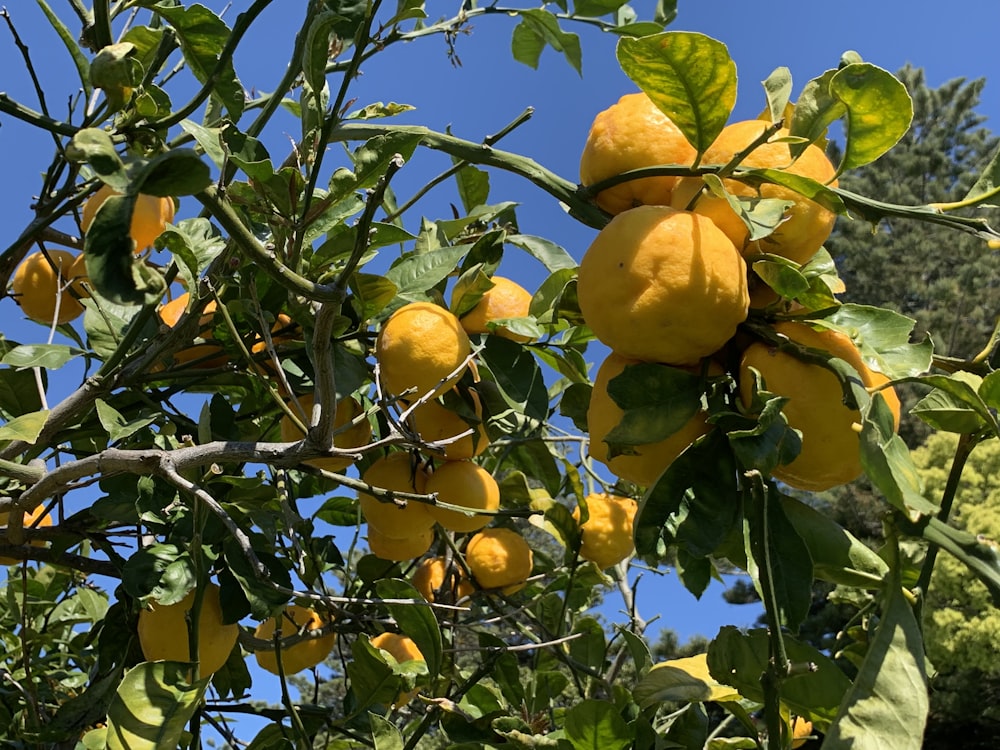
634, 653, 741, 707
105, 662, 208, 750
617, 31, 736, 156
830, 63, 913, 172
0, 409, 50, 444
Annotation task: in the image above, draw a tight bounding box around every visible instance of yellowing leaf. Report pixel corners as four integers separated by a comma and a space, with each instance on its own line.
633, 653, 741, 708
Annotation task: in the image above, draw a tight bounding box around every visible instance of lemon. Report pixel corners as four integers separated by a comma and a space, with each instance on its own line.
456, 276, 534, 342
577, 206, 749, 365
254, 604, 335, 675
376, 302, 471, 400
412, 556, 474, 602
579, 92, 698, 215
573, 493, 638, 570
81, 183, 176, 252
137, 583, 238, 678
465, 527, 533, 594
358, 452, 435, 539
425, 460, 500, 533
11, 250, 85, 325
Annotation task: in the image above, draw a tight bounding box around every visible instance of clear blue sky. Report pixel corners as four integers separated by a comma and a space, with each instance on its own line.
1, 0, 998, 723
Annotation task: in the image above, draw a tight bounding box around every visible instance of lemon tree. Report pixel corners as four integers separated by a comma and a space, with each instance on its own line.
0, 3, 998, 749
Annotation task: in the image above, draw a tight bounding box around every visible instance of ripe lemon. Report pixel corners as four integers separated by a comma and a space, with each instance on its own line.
738, 321, 900, 491
369, 632, 425, 707
407, 390, 490, 460
587, 352, 714, 487
254, 604, 335, 675
424, 460, 500, 533
11, 250, 85, 325
375, 302, 472, 400
791, 716, 813, 748
137, 582, 238, 678
81, 183, 176, 252
280, 393, 372, 472
671, 120, 838, 265
367, 524, 435, 561
573, 493, 638, 570
412, 556, 474, 602
157, 292, 226, 368
465, 527, 533, 594
456, 276, 534, 343
358, 452, 435, 539
577, 206, 749, 365
579, 92, 698, 215
0, 504, 52, 565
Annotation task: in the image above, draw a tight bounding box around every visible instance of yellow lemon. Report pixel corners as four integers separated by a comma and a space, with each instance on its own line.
573, 493, 638, 569
425, 460, 500, 533
254, 604, 335, 675
465, 527, 533, 594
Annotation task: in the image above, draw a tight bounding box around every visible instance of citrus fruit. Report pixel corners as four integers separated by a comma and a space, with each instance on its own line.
0, 504, 53, 565
456, 276, 534, 343
412, 556, 474, 602
579, 92, 698, 215
67, 252, 91, 300
738, 321, 901, 491
11, 250, 85, 325
425, 460, 500, 533
407, 390, 489, 460
250, 313, 296, 375
280, 393, 372, 472
137, 582, 239, 678
375, 302, 472, 400
358, 452, 435, 539
369, 632, 425, 707
81, 183, 176, 252
367, 524, 435, 561
465, 527, 533, 594
670, 119, 838, 265
792, 716, 813, 748
254, 604, 336, 675
587, 352, 715, 487
157, 292, 226, 368
573, 493, 638, 570
576, 206, 749, 365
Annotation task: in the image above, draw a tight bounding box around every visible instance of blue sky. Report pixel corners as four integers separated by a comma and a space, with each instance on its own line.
1, 0, 999, 727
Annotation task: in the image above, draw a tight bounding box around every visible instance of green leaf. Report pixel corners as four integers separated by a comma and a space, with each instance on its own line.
821, 542, 928, 749
142, 2, 245, 119
981, 370, 1000, 410
350, 272, 398, 320
454, 164, 491, 213
347, 637, 416, 712
707, 627, 851, 726
35, 0, 93, 100
0, 409, 49, 444
907, 516, 1000, 608
478, 336, 550, 428
66, 129, 127, 189
374, 578, 443, 678
559, 382, 591, 432
156, 218, 226, 292
223, 537, 292, 618
568, 617, 606, 672
818, 303, 934, 379
789, 69, 844, 156
0, 340, 44, 417
564, 699, 632, 750
780, 495, 887, 589
962, 141, 1000, 204
910, 372, 997, 435
752, 256, 810, 299
860, 395, 938, 519
122, 544, 194, 604
634, 431, 740, 561
329, 128, 426, 202
81, 294, 155, 363
303, 10, 337, 96
741, 167, 846, 214
179, 120, 226, 168
382, 245, 468, 302
1, 344, 83, 371
105, 662, 209, 750
347, 101, 416, 120
830, 63, 913, 172
703, 174, 793, 241
617, 31, 736, 157
83, 193, 166, 304
133, 149, 212, 197
370, 712, 405, 750
745, 488, 813, 630
507, 234, 577, 272
762, 67, 792, 124
95, 398, 157, 443
603, 362, 703, 454
511, 9, 582, 75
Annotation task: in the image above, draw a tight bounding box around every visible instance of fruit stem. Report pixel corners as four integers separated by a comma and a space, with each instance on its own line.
912, 431, 978, 626
745, 470, 790, 749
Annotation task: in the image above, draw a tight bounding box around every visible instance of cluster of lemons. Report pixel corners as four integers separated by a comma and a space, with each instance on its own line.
578, 92, 901, 492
